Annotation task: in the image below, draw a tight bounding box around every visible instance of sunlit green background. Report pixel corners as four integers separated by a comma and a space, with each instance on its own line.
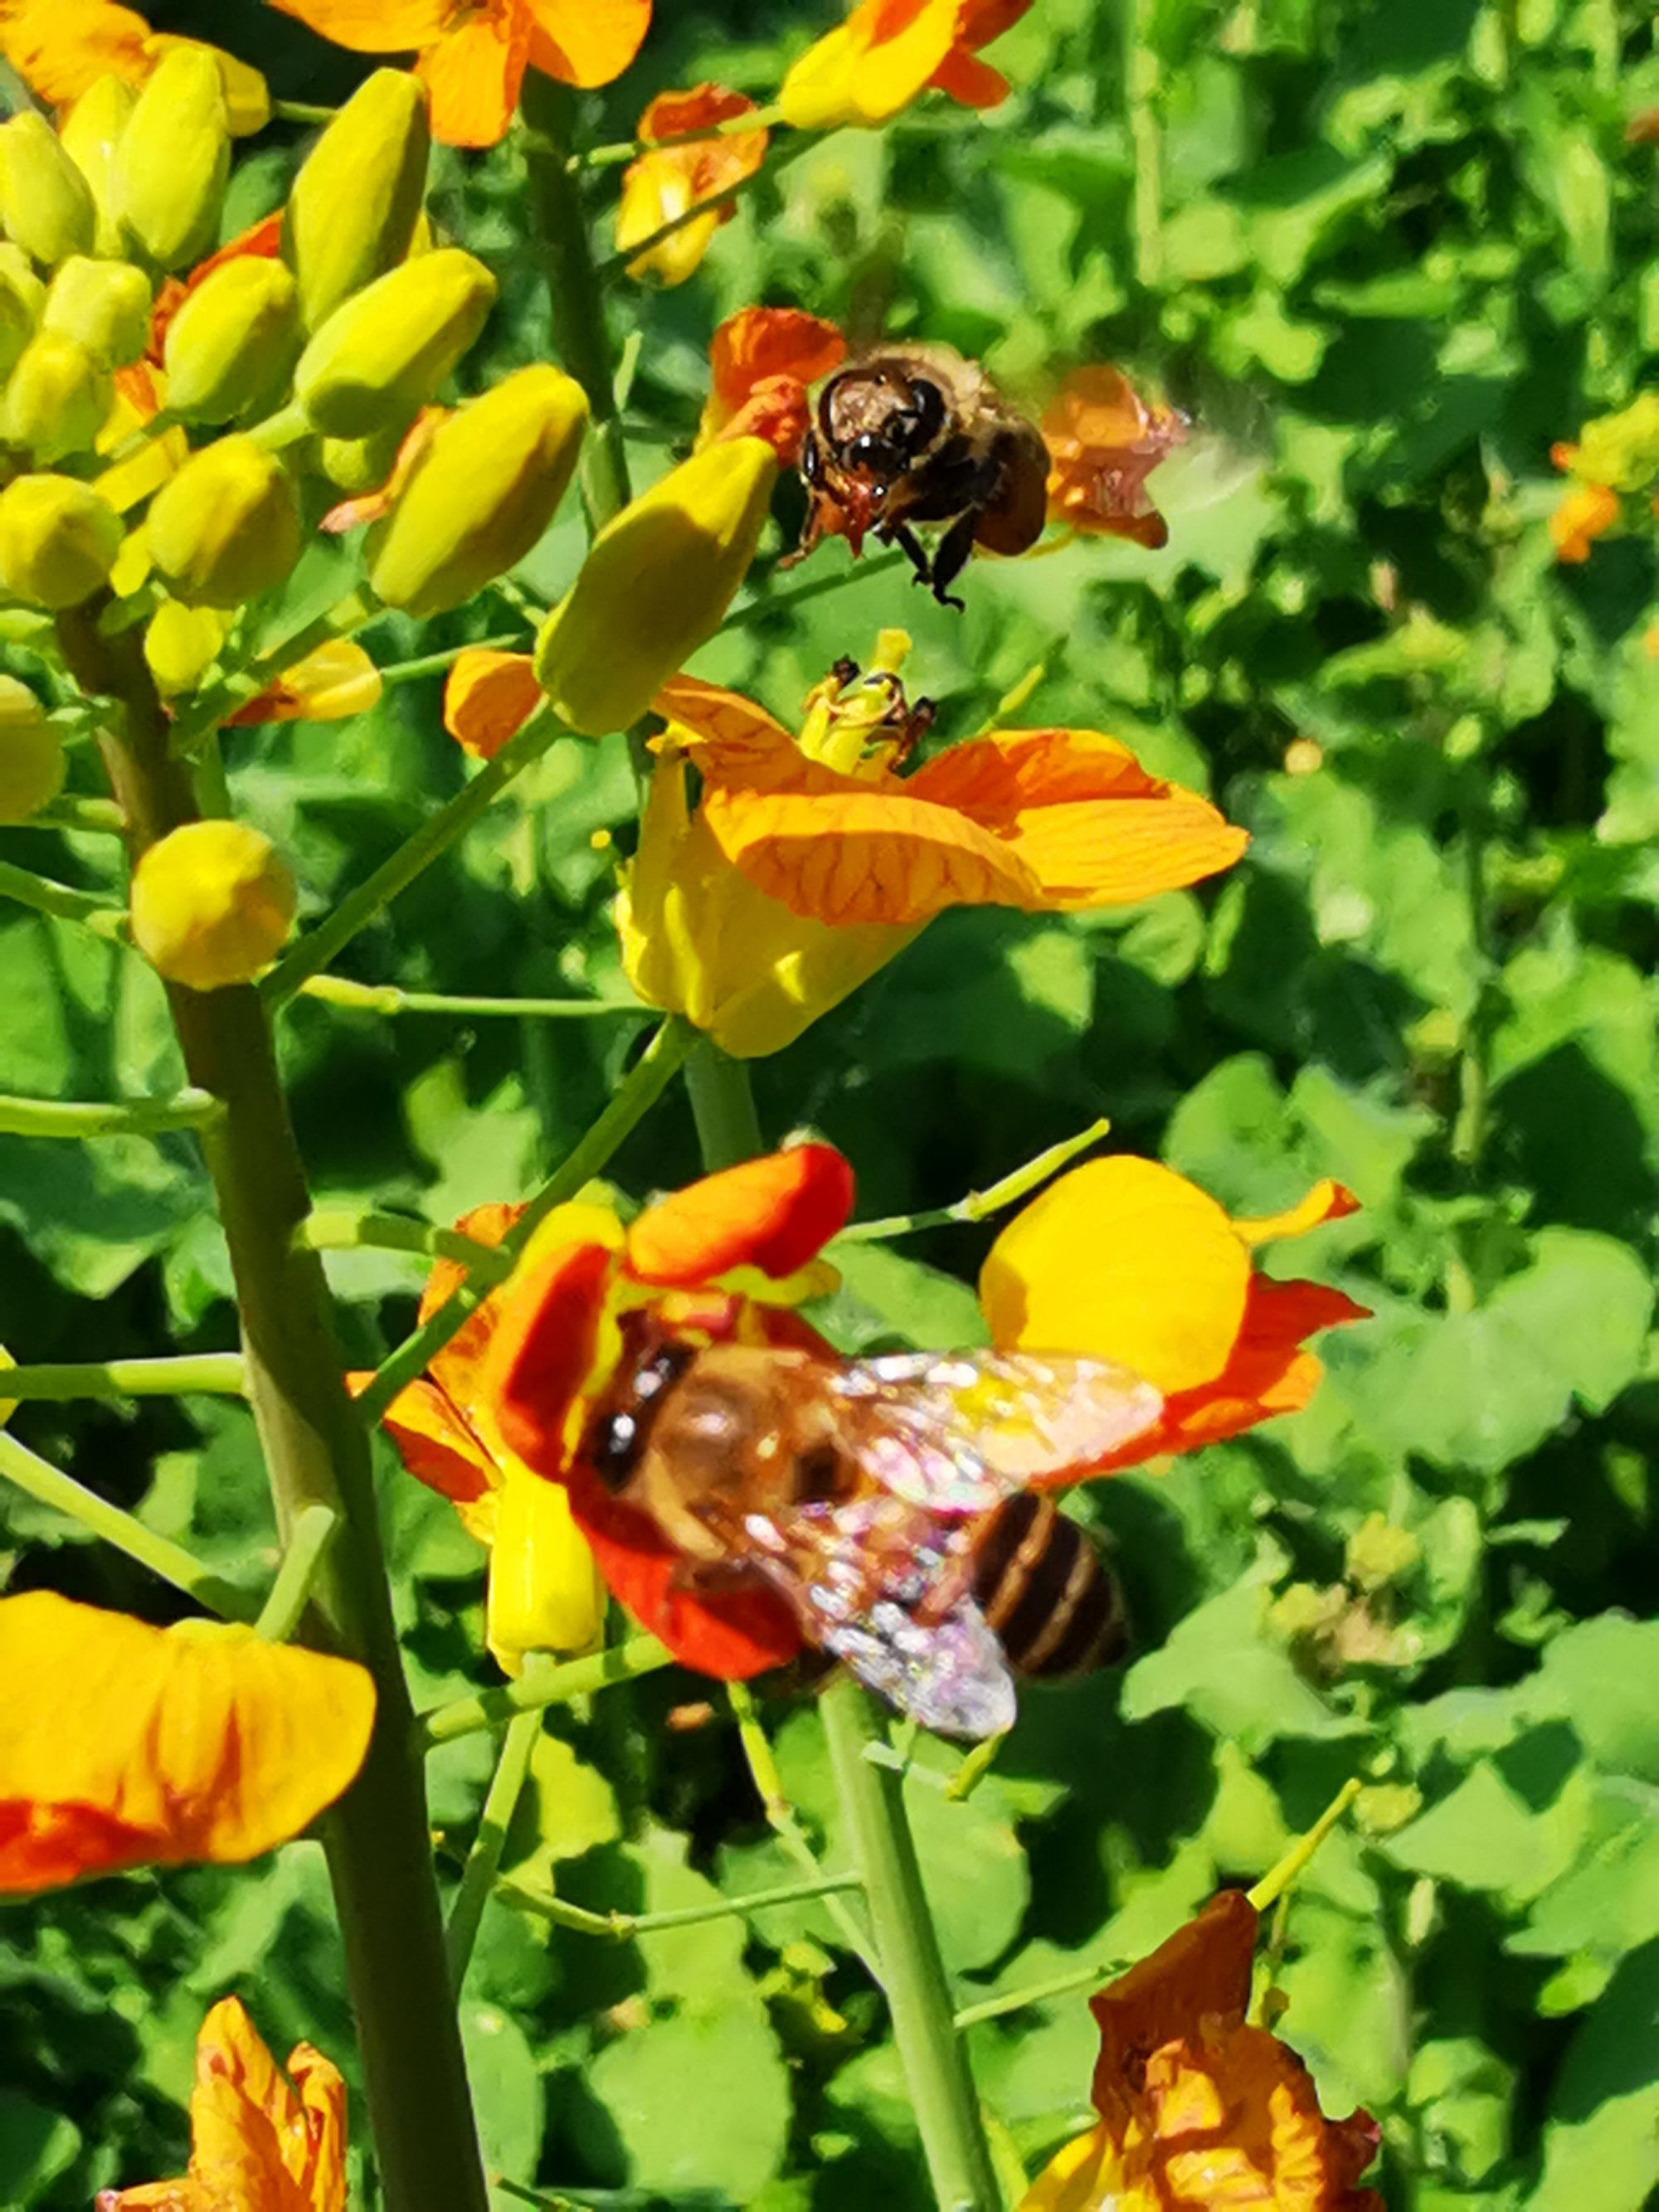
2, 1, 1657, 2205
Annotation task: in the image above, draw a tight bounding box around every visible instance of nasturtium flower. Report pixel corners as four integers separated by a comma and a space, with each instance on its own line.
980, 1155, 1366, 1467
0, 0, 270, 134
698, 304, 846, 464
271, 0, 652, 148
1043, 366, 1189, 549
780, 0, 1033, 131
365, 1202, 607, 1670
0, 1592, 374, 1893
98, 1996, 347, 2212
616, 85, 770, 287
229, 639, 385, 725
1019, 1892, 1382, 2211
444, 646, 543, 759
484, 1146, 854, 1682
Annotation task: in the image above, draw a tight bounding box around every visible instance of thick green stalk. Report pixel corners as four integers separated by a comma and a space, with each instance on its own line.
56, 604, 489, 2212
821, 1679, 1000, 2212
684, 1041, 765, 1169
520, 77, 634, 529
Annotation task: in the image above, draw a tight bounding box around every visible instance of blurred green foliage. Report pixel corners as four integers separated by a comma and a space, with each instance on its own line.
2, 0, 1657, 2206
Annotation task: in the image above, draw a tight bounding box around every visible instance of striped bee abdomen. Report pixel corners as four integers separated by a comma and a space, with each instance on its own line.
970, 1493, 1127, 1679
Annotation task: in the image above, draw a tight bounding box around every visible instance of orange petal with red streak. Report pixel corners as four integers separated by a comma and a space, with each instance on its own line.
626, 1145, 854, 1287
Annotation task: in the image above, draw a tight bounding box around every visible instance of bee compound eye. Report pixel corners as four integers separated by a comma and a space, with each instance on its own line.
801, 435, 821, 483
906, 378, 946, 442
587, 1410, 639, 1490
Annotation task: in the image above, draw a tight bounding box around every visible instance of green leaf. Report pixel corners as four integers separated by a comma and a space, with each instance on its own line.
0, 2090, 80, 2201
580, 2007, 791, 2204
461, 2001, 543, 2191
1528, 1948, 1659, 2210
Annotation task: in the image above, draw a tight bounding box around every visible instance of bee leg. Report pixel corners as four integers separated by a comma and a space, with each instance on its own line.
928, 512, 976, 609
888, 523, 935, 591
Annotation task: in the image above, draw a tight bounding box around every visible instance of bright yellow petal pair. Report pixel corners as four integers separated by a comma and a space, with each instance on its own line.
780, 0, 1031, 131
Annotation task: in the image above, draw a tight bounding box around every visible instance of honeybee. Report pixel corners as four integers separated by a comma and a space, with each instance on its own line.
581, 1323, 1159, 1738
789, 343, 1052, 610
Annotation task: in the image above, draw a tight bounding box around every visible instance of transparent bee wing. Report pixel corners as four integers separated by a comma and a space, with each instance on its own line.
820, 1593, 1017, 1741
826, 1350, 1163, 1514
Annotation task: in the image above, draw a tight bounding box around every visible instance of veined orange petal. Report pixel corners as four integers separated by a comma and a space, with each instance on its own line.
703, 306, 846, 439
286, 2042, 349, 2212
417, 9, 527, 148
0, 1594, 374, 1894
981, 1156, 1253, 1395
443, 649, 542, 759
357, 1370, 497, 1506
419, 1198, 526, 1414
907, 727, 1161, 816
524, 0, 651, 89
267, 0, 451, 53
228, 640, 383, 726
1233, 1178, 1359, 1247
0, 0, 149, 105
625, 1144, 854, 1287
654, 673, 797, 766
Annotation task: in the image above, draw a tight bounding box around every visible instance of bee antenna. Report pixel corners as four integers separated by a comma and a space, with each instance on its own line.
830, 657, 859, 687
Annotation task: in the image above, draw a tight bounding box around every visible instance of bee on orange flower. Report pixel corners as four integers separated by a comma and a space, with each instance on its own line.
581, 1317, 1155, 1738
789, 342, 1051, 606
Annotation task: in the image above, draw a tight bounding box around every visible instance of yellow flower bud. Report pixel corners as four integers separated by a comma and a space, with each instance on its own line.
140, 36, 272, 138
0, 243, 44, 377
1, 333, 112, 464
144, 600, 230, 697
367, 366, 587, 618
114, 46, 230, 272
0, 473, 124, 608
533, 436, 778, 737
0, 674, 66, 824
1572, 393, 1659, 493
43, 256, 152, 368
0, 111, 95, 268
146, 436, 302, 609
484, 1461, 606, 1672
283, 69, 431, 333
130, 819, 296, 990
319, 424, 404, 493
58, 76, 135, 259
163, 258, 300, 425
292, 246, 496, 440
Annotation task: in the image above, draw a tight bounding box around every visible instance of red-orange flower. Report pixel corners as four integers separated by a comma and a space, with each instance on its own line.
270, 0, 652, 148
1042, 366, 1189, 549
484, 1146, 855, 1680
615, 85, 770, 287
781, 0, 1034, 130
698, 305, 847, 465
0, 1592, 374, 1893
98, 1997, 346, 2212
980, 1157, 1367, 1473
443, 646, 544, 759
1019, 1893, 1383, 2210
363, 1202, 607, 1669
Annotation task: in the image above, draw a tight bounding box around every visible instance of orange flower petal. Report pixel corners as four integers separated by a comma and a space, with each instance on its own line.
0, 0, 149, 105
617, 87, 768, 284
655, 673, 797, 763
357, 1371, 497, 1507
267, 0, 450, 54
1549, 479, 1618, 563
486, 1236, 621, 1478
1233, 1178, 1359, 1247
420, 1198, 526, 1412
0, 1594, 374, 1894
927, 46, 1010, 106
525, 0, 651, 89
626, 1144, 854, 1287
712, 377, 814, 464
1092, 1891, 1258, 2106
1042, 365, 1188, 544
417, 10, 527, 148
443, 649, 542, 759
704, 306, 847, 434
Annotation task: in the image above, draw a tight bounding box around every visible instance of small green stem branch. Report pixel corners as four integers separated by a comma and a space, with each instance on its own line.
376, 633, 531, 688
0, 857, 127, 936
0, 1352, 246, 1400
262, 704, 566, 1006
421, 1633, 674, 1748
173, 590, 374, 750
33, 794, 127, 836
722, 547, 907, 631
273, 97, 337, 125
358, 1018, 694, 1426
56, 601, 489, 2212
0, 1429, 253, 1617
255, 1505, 340, 1642
502, 1867, 864, 1942
684, 1041, 765, 1169
729, 1680, 881, 1974
299, 975, 645, 1022
1452, 787, 1496, 1171
572, 102, 786, 171
447, 1689, 548, 1991
521, 78, 634, 529
951, 1957, 1128, 2032
592, 166, 772, 284
299, 1209, 515, 1283
821, 1679, 1000, 2212
0, 1087, 221, 1138
837, 1118, 1111, 1243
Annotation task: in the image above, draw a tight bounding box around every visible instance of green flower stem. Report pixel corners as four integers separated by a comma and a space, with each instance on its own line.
255, 1505, 340, 1642
591, 165, 774, 284
261, 703, 566, 1007
722, 547, 907, 632
0, 857, 128, 937
56, 601, 490, 2212
446, 1685, 549, 1991
297, 1209, 515, 1282
0, 1087, 221, 1137
729, 1680, 881, 1975
33, 795, 127, 836
951, 1957, 1128, 2032
272, 98, 337, 125
501, 1867, 864, 1941
521, 76, 634, 529
835, 1118, 1111, 1243
572, 102, 787, 172
357, 1017, 694, 1427
0, 1353, 246, 1400
421, 1633, 675, 1748
376, 633, 530, 688
821, 1677, 1000, 2212
684, 1040, 765, 1169
0, 1428, 253, 1618
298, 975, 646, 1022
